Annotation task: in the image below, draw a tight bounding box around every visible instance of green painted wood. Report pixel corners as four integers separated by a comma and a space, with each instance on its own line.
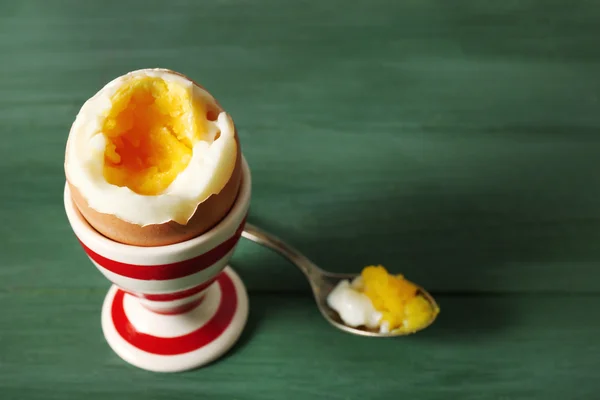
1, 0, 600, 397
1, 291, 599, 399
2, 0, 600, 293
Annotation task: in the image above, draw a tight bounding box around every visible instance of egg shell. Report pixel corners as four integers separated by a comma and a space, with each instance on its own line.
68, 136, 241, 247
66, 70, 243, 247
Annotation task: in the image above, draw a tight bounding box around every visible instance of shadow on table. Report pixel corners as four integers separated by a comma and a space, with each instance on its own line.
247, 202, 519, 340
415, 293, 512, 343
242, 140, 596, 340
209, 293, 289, 367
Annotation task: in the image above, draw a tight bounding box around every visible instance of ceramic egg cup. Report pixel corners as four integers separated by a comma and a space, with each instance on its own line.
64, 157, 252, 373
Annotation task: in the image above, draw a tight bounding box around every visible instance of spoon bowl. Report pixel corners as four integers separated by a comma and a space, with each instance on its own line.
242, 223, 439, 337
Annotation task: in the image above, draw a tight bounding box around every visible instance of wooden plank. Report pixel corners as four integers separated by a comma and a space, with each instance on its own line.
2, 1, 600, 295
1, 290, 598, 399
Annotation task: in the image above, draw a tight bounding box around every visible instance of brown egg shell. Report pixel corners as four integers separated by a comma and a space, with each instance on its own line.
65, 70, 243, 247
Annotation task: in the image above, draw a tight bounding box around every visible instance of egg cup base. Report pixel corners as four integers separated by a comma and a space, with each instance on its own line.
100, 266, 249, 373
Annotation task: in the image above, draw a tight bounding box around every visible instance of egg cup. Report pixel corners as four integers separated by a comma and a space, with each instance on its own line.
64, 157, 252, 373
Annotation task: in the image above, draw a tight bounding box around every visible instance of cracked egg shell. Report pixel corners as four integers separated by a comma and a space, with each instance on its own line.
64, 68, 242, 247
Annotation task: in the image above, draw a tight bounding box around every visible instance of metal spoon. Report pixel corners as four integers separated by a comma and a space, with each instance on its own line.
241, 223, 439, 337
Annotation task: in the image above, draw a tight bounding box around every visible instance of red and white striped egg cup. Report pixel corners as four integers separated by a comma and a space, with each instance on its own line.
64, 157, 252, 373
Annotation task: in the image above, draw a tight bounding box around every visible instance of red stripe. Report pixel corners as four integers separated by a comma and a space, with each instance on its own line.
130, 276, 218, 302
80, 217, 246, 280
111, 272, 237, 355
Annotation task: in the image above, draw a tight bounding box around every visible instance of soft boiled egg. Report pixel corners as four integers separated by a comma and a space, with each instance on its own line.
65, 68, 242, 246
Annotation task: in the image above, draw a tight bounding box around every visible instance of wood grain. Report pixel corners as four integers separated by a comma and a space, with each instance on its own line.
1, 0, 600, 397
1, 291, 598, 399
2, 0, 600, 293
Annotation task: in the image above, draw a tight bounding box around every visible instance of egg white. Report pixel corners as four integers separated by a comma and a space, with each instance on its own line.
327, 277, 383, 330
65, 69, 237, 226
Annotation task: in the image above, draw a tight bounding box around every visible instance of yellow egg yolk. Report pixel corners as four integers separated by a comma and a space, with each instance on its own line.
360, 265, 436, 332
102, 76, 206, 195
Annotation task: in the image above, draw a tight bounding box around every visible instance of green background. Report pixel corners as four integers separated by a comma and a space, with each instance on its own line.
1, 0, 599, 398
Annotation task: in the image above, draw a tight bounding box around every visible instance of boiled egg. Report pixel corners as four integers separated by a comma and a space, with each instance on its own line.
65, 69, 241, 246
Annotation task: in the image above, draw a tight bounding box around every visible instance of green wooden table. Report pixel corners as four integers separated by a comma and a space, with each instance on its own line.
2, 1, 599, 398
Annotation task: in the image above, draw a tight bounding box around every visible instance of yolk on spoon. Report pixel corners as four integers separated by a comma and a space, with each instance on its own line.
360, 265, 436, 332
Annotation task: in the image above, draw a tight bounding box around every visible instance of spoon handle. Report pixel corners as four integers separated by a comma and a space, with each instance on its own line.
241, 223, 323, 281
